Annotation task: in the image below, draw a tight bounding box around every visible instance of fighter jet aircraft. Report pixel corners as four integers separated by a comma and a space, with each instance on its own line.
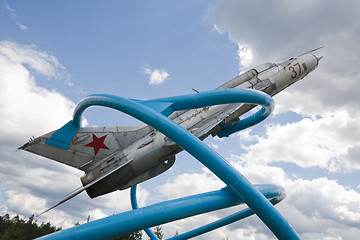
19, 49, 322, 214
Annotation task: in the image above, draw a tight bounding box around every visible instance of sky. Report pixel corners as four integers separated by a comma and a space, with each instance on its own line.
0, 0, 359, 239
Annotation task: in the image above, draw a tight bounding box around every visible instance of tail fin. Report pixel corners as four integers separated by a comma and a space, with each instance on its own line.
19, 123, 151, 171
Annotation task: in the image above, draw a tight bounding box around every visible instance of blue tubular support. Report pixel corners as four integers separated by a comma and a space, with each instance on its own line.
39, 89, 300, 240
37, 185, 284, 240
45, 120, 79, 149
168, 185, 286, 240
217, 107, 269, 138
168, 197, 283, 240
72, 89, 274, 128
132, 184, 283, 240
37, 187, 244, 240
131, 185, 159, 240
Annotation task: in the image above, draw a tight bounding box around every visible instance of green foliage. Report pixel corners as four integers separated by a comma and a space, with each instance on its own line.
0, 214, 174, 240
153, 225, 164, 239
111, 231, 142, 240
0, 214, 61, 240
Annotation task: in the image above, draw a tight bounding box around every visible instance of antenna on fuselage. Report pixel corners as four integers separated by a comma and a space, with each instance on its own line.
192, 88, 200, 93
299, 46, 325, 56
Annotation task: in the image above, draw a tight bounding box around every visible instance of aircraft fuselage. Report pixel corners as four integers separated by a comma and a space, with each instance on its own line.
20, 53, 320, 199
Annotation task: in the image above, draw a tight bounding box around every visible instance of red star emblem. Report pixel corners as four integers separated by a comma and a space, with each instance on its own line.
85, 134, 109, 156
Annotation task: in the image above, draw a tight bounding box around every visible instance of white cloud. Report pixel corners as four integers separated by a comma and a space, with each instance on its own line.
235, 129, 259, 143
208, 143, 219, 150
237, 43, 254, 71
0, 40, 77, 226
212, 0, 360, 61
212, 24, 223, 34
229, 161, 360, 239
156, 164, 360, 239
144, 67, 169, 85
282, 177, 360, 237
5, 191, 47, 214
0, 45, 74, 142
0, 41, 65, 78
157, 169, 224, 199
5, 4, 16, 18
17, 22, 28, 31
212, 0, 360, 120
5, 5, 29, 31
236, 111, 360, 172
0, 41, 141, 229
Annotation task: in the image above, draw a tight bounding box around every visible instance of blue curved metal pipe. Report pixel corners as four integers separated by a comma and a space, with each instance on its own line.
41, 88, 299, 239
131, 186, 159, 240
37, 187, 244, 240
37, 185, 283, 240
72, 89, 274, 128
131, 184, 285, 240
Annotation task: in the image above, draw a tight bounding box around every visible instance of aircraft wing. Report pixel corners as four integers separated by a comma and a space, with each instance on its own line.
188, 102, 254, 139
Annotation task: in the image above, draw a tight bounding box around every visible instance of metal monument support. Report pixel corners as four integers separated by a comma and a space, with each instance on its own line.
37, 89, 300, 240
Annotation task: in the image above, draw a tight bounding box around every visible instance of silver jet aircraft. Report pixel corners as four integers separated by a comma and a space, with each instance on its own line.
19, 51, 322, 213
